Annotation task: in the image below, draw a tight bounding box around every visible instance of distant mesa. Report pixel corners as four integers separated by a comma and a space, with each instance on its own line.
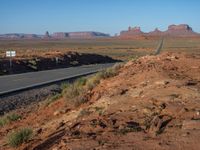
165, 24, 198, 36
148, 28, 163, 36
51, 31, 110, 39
0, 31, 110, 40
0, 33, 41, 39
0, 24, 199, 40
51, 32, 68, 39
120, 26, 143, 37
119, 24, 200, 38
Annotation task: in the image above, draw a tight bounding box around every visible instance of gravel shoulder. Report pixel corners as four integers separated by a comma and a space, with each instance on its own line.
0, 84, 61, 115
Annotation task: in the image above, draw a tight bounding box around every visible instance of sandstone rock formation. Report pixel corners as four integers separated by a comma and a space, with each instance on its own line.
148, 28, 164, 36
0, 32, 109, 39
51, 31, 110, 39
51, 32, 68, 39
0, 33, 40, 39
0, 24, 199, 40
119, 24, 200, 38
165, 24, 198, 37
120, 26, 144, 38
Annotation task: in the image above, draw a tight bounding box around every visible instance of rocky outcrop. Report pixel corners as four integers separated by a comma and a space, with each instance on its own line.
120, 26, 144, 38
119, 24, 200, 38
165, 24, 198, 37
148, 28, 164, 36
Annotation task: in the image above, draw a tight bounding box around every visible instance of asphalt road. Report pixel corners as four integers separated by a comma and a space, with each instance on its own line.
0, 63, 115, 96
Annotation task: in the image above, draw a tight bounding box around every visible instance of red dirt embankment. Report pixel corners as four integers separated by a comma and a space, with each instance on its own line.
1, 52, 200, 150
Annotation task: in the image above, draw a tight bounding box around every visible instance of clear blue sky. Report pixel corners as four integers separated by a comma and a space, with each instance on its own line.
0, 0, 199, 35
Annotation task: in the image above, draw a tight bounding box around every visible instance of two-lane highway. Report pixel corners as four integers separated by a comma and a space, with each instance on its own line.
0, 63, 115, 96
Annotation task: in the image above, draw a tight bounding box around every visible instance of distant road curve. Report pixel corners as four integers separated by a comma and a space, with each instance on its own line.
0, 63, 115, 96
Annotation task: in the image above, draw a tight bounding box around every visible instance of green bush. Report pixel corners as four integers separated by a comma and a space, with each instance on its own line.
96, 63, 123, 80
63, 64, 123, 106
0, 113, 21, 127
45, 93, 62, 106
63, 78, 88, 106
7, 114, 21, 122
7, 128, 33, 147
61, 82, 70, 90
75, 77, 87, 86
0, 118, 9, 127
85, 75, 101, 90
64, 84, 84, 99
98, 68, 117, 79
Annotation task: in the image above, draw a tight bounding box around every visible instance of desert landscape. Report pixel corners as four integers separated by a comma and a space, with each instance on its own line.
0, 31, 200, 150
1, 30, 200, 75
1, 0, 200, 150
0, 51, 200, 150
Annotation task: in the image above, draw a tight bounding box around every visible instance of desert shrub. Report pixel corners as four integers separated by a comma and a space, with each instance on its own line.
94, 107, 105, 116
63, 64, 123, 106
128, 55, 139, 61
45, 93, 62, 106
113, 63, 124, 70
64, 83, 84, 99
99, 68, 117, 79
84, 63, 123, 91
7, 128, 33, 147
61, 78, 86, 91
7, 113, 21, 122
61, 82, 70, 91
85, 74, 101, 90
78, 109, 91, 118
97, 63, 123, 80
74, 94, 89, 107
0, 113, 21, 127
63, 77, 90, 106
0, 118, 9, 127
75, 77, 87, 86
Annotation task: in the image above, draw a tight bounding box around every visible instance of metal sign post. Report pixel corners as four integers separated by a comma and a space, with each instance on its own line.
55, 57, 59, 65
6, 50, 16, 68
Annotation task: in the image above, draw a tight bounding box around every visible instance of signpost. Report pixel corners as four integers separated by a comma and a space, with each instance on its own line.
6, 50, 16, 68
55, 57, 59, 64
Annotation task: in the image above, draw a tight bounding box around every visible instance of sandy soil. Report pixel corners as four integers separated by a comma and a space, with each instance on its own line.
0, 52, 200, 150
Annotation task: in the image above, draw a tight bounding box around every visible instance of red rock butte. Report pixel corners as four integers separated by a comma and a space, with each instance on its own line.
119, 24, 200, 38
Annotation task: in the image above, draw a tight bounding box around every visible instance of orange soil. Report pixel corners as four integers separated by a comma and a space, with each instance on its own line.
1, 52, 200, 150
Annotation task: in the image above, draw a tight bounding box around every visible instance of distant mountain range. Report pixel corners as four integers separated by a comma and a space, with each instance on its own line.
0, 24, 199, 40
0, 31, 110, 39
119, 24, 200, 38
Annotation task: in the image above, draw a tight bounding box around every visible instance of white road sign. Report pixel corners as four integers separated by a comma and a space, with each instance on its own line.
6, 51, 16, 57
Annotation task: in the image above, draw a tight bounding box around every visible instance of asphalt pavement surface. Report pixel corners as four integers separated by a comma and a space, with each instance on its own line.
0, 63, 115, 96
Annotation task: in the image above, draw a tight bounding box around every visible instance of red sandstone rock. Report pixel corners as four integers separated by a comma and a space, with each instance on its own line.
119, 24, 200, 38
